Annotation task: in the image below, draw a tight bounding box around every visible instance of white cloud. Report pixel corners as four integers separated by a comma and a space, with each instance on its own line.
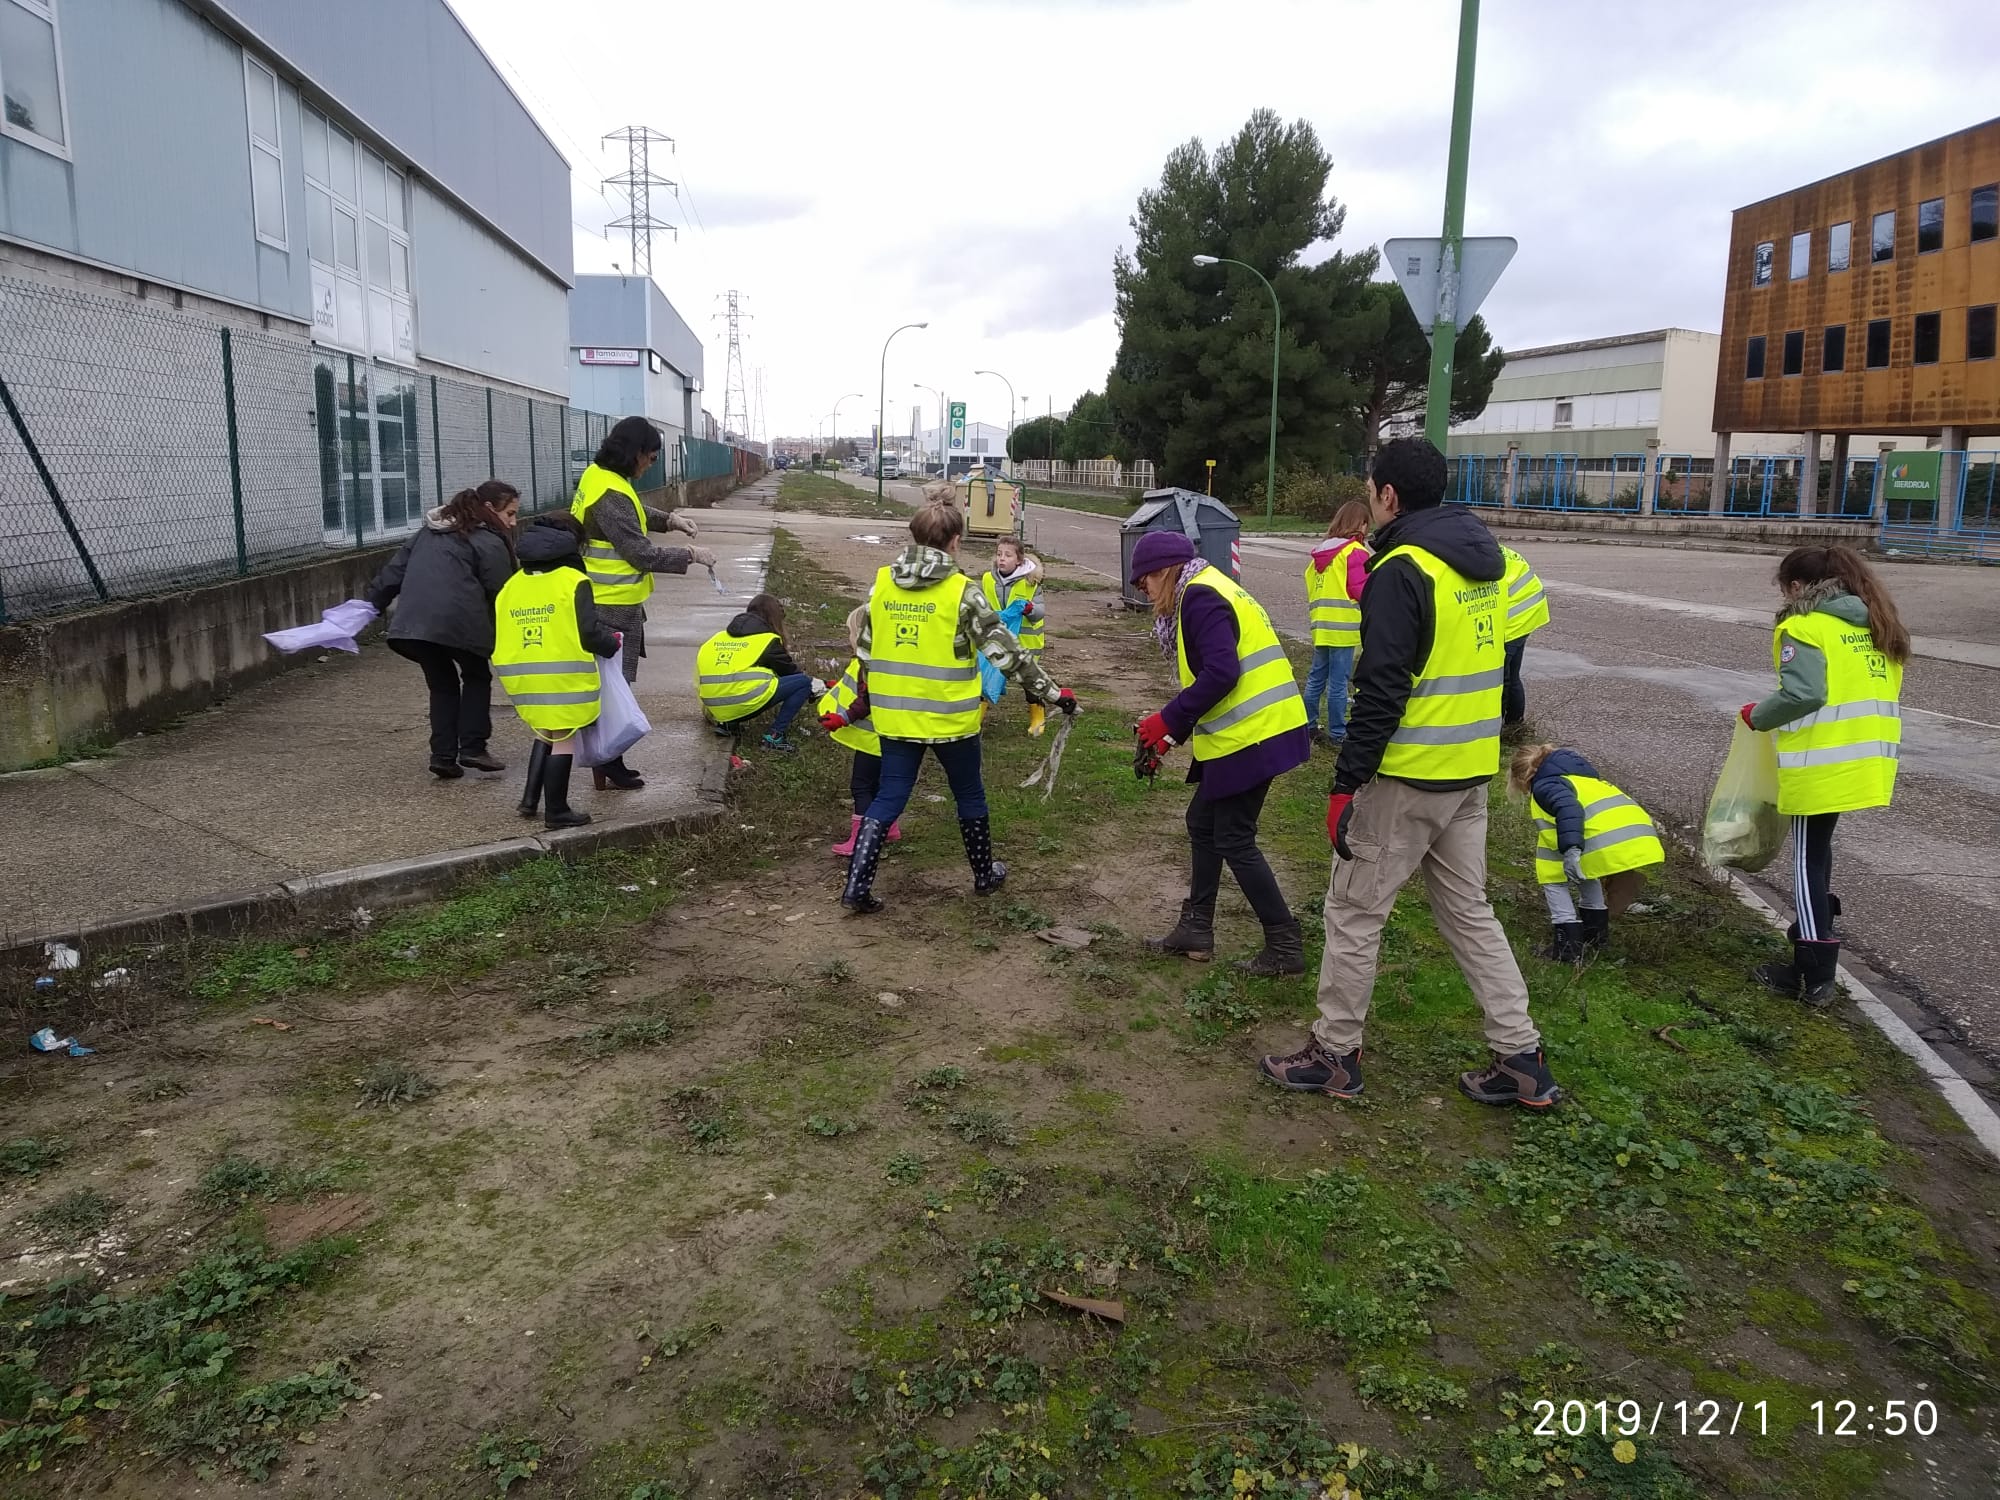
454, 0, 2000, 438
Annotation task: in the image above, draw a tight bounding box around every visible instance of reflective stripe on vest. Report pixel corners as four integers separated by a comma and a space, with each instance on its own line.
1771, 613, 1902, 816
815, 657, 881, 757
1532, 777, 1665, 885
1173, 567, 1307, 761
982, 571, 1044, 652
1501, 547, 1549, 642
1306, 539, 1366, 647
492, 569, 601, 732
869, 569, 981, 740
695, 630, 780, 722
571, 463, 652, 606
1378, 545, 1503, 781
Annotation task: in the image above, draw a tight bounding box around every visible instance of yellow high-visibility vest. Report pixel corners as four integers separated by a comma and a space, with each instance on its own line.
1173, 566, 1308, 761
981, 571, 1044, 652
816, 656, 881, 757
492, 569, 601, 732
1376, 544, 1504, 782
695, 629, 779, 723
1532, 773, 1665, 886
1306, 539, 1366, 648
867, 568, 982, 741
1501, 546, 1549, 642
1772, 613, 1902, 815
572, 463, 651, 606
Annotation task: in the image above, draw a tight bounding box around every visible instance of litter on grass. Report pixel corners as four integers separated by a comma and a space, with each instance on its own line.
29, 1028, 94, 1057
44, 942, 80, 972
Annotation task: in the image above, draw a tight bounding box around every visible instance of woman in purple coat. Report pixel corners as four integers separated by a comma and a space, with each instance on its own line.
1131, 531, 1312, 975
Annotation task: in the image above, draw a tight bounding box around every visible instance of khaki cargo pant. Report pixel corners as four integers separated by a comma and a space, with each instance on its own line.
1314, 778, 1541, 1057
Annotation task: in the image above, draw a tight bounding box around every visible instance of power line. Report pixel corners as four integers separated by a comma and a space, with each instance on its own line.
602, 126, 678, 277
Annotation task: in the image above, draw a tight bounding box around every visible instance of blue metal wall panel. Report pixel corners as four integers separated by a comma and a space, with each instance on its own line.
410, 182, 566, 395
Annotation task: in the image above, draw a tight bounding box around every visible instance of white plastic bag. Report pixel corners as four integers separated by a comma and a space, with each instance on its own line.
264, 599, 378, 655
573, 660, 650, 767
1702, 719, 1785, 872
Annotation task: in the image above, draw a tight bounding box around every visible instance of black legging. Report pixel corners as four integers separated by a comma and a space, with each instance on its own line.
850, 751, 882, 817
1793, 812, 1839, 941
1186, 778, 1291, 928
1502, 637, 1527, 727
390, 640, 492, 758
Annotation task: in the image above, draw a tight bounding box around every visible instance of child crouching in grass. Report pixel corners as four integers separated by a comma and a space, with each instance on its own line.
1509, 743, 1664, 962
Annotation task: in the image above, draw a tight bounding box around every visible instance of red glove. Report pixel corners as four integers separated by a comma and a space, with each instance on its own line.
1739, 703, 1757, 728
1055, 688, 1078, 717
1135, 711, 1174, 753
1327, 792, 1355, 859
819, 710, 847, 732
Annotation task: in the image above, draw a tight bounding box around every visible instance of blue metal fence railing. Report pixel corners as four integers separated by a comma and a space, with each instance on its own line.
1651, 453, 1710, 514
1445, 454, 1503, 508
1878, 451, 2000, 560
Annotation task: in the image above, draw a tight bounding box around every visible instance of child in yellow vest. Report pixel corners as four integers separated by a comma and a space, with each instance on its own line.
981, 537, 1048, 735
1303, 500, 1370, 747
818, 605, 901, 855
1509, 743, 1665, 961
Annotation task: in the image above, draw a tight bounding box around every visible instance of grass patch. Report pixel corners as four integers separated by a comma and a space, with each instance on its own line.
774, 469, 909, 519
23, 1188, 117, 1246
356, 1059, 437, 1109
0, 1138, 64, 1178
193, 1153, 344, 1210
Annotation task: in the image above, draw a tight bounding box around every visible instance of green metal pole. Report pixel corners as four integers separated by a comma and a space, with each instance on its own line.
527, 400, 539, 512
0, 374, 107, 601
220, 329, 247, 576
430, 376, 444, 504
485, 386, 497, 478
347, 354, 365, 550
1261, 277, 1280, 521
1423, 0, 1481, 449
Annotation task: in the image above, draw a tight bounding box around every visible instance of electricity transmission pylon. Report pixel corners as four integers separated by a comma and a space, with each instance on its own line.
602, 126, 676, 277
717, 291, 751, 441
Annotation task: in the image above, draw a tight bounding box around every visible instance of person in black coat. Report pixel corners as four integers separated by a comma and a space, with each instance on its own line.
366, 480, 519, 779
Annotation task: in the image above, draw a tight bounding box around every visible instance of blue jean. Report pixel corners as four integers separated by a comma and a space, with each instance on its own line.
864, 735, 987, 825
1303, 645, 1355, 735
757, 673, 811, 736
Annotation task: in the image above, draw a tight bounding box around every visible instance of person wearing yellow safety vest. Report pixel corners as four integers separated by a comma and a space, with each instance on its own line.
572, 416, 716, 791
980, 536, 1048, 736
1740, 545, 1909, 1007
1131, 530, 1311, 976
839, 501, 1077, 915
1260, 438, 1562, 1110
1509, 743, 1664, 962
693, 592, 815, 753
817, 605, 903, 856
1302, 499, 1372, 747
1499, 544, 1549, 733
492, 515, 625, 830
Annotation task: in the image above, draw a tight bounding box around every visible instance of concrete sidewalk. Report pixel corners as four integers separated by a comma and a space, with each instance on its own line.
1, 478, 780, 951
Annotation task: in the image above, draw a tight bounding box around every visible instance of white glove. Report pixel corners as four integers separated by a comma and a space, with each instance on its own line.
666, 511, 699, 538
1562, 847, 1585, 883
686, 545, 717, 569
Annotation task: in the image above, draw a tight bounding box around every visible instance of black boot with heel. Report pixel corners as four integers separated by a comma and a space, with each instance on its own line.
541, 754, 591, 831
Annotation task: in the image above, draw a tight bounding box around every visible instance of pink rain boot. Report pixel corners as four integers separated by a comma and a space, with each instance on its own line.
832, 815, 863, 857
886, 820, 903, 843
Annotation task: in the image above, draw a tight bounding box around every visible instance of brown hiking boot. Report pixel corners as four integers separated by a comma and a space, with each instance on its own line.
1458, 1047, 1562, 1109
1257, 1039, 1363, 1099
1235, 918, 1305, 977
1146, 901, 1214, 962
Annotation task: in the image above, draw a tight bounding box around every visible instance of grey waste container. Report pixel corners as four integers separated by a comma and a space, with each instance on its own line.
1118, 488, 1242, 606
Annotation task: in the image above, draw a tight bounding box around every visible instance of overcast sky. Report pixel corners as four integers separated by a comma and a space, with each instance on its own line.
454, 0, 2000, 443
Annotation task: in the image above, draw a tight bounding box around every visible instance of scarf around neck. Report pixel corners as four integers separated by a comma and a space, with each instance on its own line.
1151, 556, 1212, 658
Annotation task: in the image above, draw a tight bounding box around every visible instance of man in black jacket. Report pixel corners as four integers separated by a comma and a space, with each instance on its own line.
1258, 439, 1561, 1110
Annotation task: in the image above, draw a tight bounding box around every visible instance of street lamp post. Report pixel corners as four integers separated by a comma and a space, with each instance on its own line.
914, 383, 945, 476
878, 326, 927, 501
831, 391, 864, 463
1193, 254, 1280, 521
972, 368, 1016, 474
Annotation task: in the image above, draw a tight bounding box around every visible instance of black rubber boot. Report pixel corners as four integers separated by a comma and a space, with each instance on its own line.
1798, 941, 1841, 1008
1235, 917, 1306, 977
541, 754, 591, 830
516, 739, 550, 819
960, 817, 1007, 895
841, 819, 887, 914
1541, 923, 1586, 962
1146, 900, 1216, 961
1755, 944, 1803, 998
1580, 907, 1610, 954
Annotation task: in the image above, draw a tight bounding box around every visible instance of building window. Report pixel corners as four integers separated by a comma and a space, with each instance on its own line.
302, 107, 413, 364
0, 0, 69, 157
1918, 197, 1945, 254
1744, 337, 1766, 379
1828, 220, 1851, 272
1973, 185, 1998, 244
1789, 231, 1810, 280
1752, 241, 1774, 285
1553, 399, 1574, 428
1781, 330, 1804, 376
1871, 210, 1895, 262
1913, 311, 1940, 365
1822, 325, 1846, 373
243, 55, 286, 249
1970, 305, 1997, 362
1866, 319, 1890, 368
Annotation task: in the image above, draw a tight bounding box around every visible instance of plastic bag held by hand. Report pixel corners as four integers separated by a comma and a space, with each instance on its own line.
573, 660, 652, 767
264, 599, 378, 655
978, 598, 1030, 703
1702, 719, 1786, 871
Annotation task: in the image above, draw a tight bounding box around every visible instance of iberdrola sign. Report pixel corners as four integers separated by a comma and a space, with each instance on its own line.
1883, 451, 1940, 506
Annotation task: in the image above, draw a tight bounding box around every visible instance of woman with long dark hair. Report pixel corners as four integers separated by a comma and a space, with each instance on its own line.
366, 480, 520, 779
1740, 544, 1910, 1006
571, 416, 715, 790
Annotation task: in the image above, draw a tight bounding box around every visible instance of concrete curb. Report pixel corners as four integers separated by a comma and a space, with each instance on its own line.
1721, 871, 2000, 1163
1, 803, 729, 966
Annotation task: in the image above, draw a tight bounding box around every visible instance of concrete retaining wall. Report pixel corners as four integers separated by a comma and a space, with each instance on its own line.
0, 546, 395, 771
1487, 509, 1875, 550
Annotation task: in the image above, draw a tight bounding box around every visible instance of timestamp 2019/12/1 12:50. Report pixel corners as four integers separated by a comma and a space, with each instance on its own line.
1530, 1399, 1942, 1439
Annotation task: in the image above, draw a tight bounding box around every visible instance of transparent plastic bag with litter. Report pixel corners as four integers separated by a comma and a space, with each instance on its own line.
1702, 720, 1786, 872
